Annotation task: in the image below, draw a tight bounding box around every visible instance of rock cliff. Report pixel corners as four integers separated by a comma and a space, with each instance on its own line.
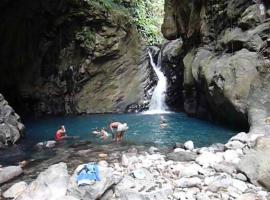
0, 0, 154, 116
161, 0, 270, 132
0, 94, 24, 147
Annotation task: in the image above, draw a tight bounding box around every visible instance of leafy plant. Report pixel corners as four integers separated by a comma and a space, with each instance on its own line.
75, 27, 95, 53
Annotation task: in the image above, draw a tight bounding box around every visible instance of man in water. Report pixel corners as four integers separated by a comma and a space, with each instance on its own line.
109, 122, 129, 142
55, 125, 68, 141
160, 116, 168, 129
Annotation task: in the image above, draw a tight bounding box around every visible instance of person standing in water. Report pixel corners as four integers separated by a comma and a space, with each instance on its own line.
109, 122, 129, 142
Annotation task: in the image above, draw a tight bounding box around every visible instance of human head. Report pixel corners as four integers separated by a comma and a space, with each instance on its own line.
61, 125, 66, 131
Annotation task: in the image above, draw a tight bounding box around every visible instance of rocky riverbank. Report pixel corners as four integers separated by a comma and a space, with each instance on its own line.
161, 0, 270, 131
0, 94, 24, 148
1, 131, 270, 200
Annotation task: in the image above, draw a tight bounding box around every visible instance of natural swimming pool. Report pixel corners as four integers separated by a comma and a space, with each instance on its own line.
23, 112, 236, 147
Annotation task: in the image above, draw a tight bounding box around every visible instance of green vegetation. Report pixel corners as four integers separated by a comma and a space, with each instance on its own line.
75, 27, 95, 53
85, 0, 165, 45
130, 0, 165, 45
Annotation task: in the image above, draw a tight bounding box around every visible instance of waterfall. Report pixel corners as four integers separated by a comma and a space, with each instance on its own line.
145, 50, 169, 114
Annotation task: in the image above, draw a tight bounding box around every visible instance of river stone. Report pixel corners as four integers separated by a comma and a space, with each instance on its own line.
229, 132, 249, 143
223, 150, 242, 165
148, 146, 159, 154
205, 174, 232, 193
0, 166, 23, 184
175, 177, 202, 188
209, 143, 226, 152
232, 179, 248, 192
16, 162, 69, 200
212, 163, 236, 175
184, 141, 194, 151
236, 193, 262, 200
225, 141, 246, 150
167, 151, 197, 162
3, 181, 28, 199
235, 173, 248, 182
116, 172, 173, 200
196, 193, 211, 200
196, 152, 223, 167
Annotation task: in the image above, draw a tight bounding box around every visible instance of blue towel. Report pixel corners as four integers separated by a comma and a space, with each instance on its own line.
76, 164, 101, 186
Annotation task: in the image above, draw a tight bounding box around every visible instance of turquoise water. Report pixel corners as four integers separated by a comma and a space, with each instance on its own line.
24, 113, 236, 148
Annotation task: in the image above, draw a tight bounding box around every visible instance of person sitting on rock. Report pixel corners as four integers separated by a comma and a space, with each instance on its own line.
55, 125, 68, 141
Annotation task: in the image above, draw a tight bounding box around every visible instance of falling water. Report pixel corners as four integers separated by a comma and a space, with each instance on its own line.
145, 50, 169, 114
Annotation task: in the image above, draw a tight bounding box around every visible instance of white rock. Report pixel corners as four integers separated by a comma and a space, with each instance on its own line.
3, 181, 28, 199
236, 193, 260, 200
257, 190, 268, 198
175, 177, 202, 188
184, 141, 194, 151
179, 163, 202, 178
196, 152, 223, 167
227, 186, 242, 198
16, 162, 69, 200
196, 192, 211, 200
229, 132, 249, 143
205, 174, 232, 192
0, 166, 23, 184
235, 173, 247, 181
212, 163, 236, 175
148, 146, 159, 154
225, 141, 245, 150
223, 150, 242, 164
232, 179, 248, 192
45, 140, 56, 148
173, 148, 185, 153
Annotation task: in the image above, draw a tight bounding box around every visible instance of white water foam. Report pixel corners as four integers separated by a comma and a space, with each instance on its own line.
144, 51, 170, 115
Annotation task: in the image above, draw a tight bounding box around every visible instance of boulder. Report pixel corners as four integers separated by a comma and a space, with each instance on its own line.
162, 39, 183, 63
223, 149, 242, 165
236, 193, 262, 200
167, 151, 197, 162
229, 132, 249, 143
204, 174, 232, 193
0, 166, 23, 184
36, 140, 56, 150
212, 163, 236, 175
196, 152, 223, 167
116, 170, 173, 200
0, 93, 24, 146
209, 143, 226, 153
184, 140, 194, 151
238, 137, 270, 190
16, 163, 69, 200
3, 181, 28, 199
225, 140, 246, 150
175, 177, 202, 188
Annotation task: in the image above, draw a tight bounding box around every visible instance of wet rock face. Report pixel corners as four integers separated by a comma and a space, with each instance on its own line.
0, 94, 24, 147
161, 0, 270, 128
0, 0, 153, 116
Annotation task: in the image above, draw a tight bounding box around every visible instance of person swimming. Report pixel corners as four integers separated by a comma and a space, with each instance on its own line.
160, 116, 168, 128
